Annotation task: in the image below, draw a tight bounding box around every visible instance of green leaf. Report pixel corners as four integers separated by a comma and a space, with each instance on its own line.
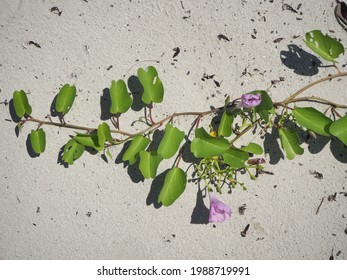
293, 107, 332, 136
240, 142, 263, 155
304, 30, 344, 63
279, 128, 304, 160
106, 150, 113, 160
222, 148, 249, 168
158, 167, 187, 206
157, 123, 185, 159
218, 110, 234, 137
252, 90, 273, 112
122, 135, 151, 165
139, 151, 162, 179
55, 84, 76, 114
138, 66, 164, 104
74, 134, 103, 151
329, 115, 347, 145
190, 127, 230, 158
29, 128, 46, 154
13, 90, 32, 118
110, 79, 133, 114
62, 139, 85, 165
97, 122, 113, 146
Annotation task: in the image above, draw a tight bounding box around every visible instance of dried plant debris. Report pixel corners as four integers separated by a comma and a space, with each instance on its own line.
238, 204, 247, 215
327, 192, 337, 202
172, 47, 180, 58
28, 41, 41, 48
273, 37, 284, 43
282, 3, 298, 13
335, 1, 347, 28
241, 224, 250, 237
201, 73, 215, 81
50, 7, 62, 16
309, 170, 323, 179
217, 34, 231, 42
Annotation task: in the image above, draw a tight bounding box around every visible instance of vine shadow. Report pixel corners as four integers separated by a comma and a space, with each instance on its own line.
26, 134, 39, 158
9, 99, 22, 137
146, 169, 168, 208
190, 185, 209, 224
127, 75, 145, 112
57, 145, 69, 168
100, 88, 112, 120
280, 44, 322, 76
50, 95, 60, 117
263, 127, 285, 164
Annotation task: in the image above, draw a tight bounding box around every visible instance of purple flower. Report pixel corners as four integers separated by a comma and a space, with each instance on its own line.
238, 93, 262, 108
208, 192, 232, 223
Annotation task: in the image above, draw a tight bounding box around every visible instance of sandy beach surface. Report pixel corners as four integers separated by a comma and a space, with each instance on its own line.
0, 0, 346, 259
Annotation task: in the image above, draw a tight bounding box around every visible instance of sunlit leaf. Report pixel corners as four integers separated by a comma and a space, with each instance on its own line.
222, 148, 249, 168
305, 30, 344, 63
106, 150, 113, 160
190, 127, 229, 158
74, 133, 103, 151
293, 107, 332, 136
279, 128, 304, 160
240, 142, 263, 155
13, 90, 32, 118
218, 110, 234, 137
97, 122, 113, 146
139, 151, 162, 179
329, 115, 347, 145
62, 139, 85, 165
157, 123, 185, 159
110, 79, 133, 114
55, 84, 76, 114
29, 128, 46, 154
138, 66, 164, 104
122, 135, 151, 165
158, 167, 187, 206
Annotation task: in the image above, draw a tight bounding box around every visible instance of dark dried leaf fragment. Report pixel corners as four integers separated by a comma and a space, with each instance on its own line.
217, 34, 230, 42
28, 41, 41, 48
172, 47, 180, 58
282, 4, 298, 13
50, 7, 62, 16
241, 224, 250, 237
273, 37, 284, 43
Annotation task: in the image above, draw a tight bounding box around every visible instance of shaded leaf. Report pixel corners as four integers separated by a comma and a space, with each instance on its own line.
139, 151, 162, 179
97, 122, 113, 146
13, 90, 32, 118
110, 79, 133, 114
279, 127, 304, 160
240, 142, 263, 155
305, 30, 344, 63
158, 167, 187, 206
138, 66, 164, 104
122, 135, 151, 165
191, 127, 230, 158
293, 107, 332, 136
55, 84, 76, 114
29, 128, 46, 154
329, 115, 347, 145
222, 148, 249, 168
218, 110, 234, 137
157, 123, 185, 159
62, 139, 85, 165
253, 90, 273, 112
74, 134, 103, 151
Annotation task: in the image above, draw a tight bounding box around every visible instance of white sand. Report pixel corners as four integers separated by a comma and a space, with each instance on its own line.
0, 0, 346, 259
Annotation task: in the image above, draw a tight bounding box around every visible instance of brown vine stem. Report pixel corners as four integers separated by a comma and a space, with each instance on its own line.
282, 71, 347, 103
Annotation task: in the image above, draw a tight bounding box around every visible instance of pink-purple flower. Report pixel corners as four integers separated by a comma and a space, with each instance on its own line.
208, 192, 232, 223
238, 93, 262, 108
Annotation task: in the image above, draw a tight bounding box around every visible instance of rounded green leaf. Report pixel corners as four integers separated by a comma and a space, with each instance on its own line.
252, 90, 273, 112
157, 123, 185, 159
138, 66, 164, 104
240, 142, 263, 155
55, 84, 76, 114
97, 122, 113, 146
62, 139, 85, 165
218, 110, 234, 137
304, 30, 344, 63
13, 90, 32, 118
279, 128, 304, 160
122, 135, 151, 165
293, 107, 332, 136
110, 79, 133, 114
222, 148, 249, 168
329, 115, 347, 145
30, 128, 46, 154
139, 151, 162, 179
158, 167, 187, 206
190, 127, 230, 158
74, 134, 103, 151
